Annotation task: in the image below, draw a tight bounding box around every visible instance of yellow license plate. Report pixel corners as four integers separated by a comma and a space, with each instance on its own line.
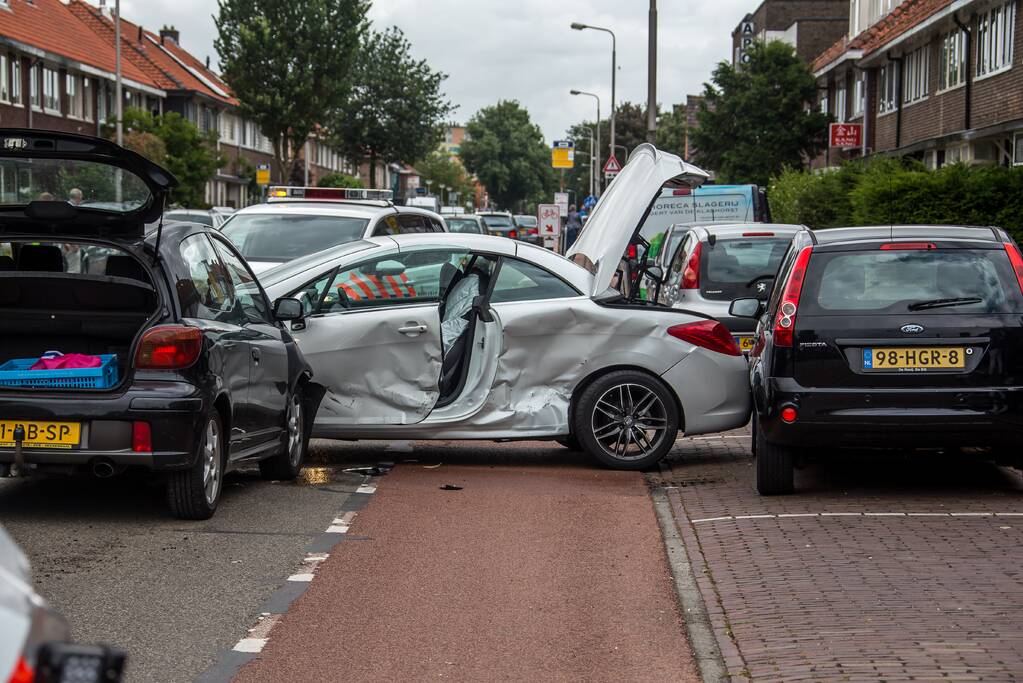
736, 336, 755, 352
0, 421, 81, 449
864, 347, 965, 370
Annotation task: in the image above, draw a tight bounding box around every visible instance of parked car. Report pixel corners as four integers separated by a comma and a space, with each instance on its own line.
513, 214, 541, 244
0, 525, 126, 683
0, 129, 321, 519
260, 144, 751, 470
162, 208, 227, 229
445, 215, 488, 235
477, 211, 518, 240
655, 224, 804, 352
736, 225, 1023, 495
220, 187, 447, 274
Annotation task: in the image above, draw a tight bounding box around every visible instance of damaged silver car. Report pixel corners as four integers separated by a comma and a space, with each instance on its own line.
260, 145, 751, 469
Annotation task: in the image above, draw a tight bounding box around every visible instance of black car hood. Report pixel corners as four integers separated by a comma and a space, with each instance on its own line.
0, 129, 177, 239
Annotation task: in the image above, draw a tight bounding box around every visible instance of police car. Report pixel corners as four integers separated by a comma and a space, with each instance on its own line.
220, 187, 447, 274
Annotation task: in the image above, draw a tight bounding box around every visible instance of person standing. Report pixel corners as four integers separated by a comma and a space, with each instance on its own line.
564, 204, 582, 251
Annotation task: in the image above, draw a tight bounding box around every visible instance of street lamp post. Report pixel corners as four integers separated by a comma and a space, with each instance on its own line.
576, 126, 594, 198
569, 89, 601, 195
571, 22, 615, 169
647, 0, 658, 143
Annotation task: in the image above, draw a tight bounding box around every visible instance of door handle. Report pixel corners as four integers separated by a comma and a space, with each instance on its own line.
251, 347, 261, 362
398, 323, 427, 336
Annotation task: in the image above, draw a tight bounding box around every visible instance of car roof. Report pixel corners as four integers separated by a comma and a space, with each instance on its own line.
691, 223, 804, 238
228, 202, 391, 220
809, 225, 1003, 246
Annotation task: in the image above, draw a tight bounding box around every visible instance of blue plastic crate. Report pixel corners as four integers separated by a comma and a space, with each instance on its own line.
0, 354, 119, 389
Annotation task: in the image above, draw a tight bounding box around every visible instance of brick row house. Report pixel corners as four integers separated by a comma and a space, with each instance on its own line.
814, 0, 1022, 168
0, 0, 355, 208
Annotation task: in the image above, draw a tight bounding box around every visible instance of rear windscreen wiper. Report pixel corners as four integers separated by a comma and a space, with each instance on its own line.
907, 297, 983, 311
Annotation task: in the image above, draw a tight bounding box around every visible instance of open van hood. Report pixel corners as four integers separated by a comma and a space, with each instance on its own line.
566, 144, 709, 296
0, 129, 177, 238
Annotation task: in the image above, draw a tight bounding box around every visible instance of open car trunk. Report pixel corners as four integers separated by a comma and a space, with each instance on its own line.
0, 271, 158, 390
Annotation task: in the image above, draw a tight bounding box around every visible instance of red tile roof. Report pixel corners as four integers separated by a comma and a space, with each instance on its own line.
0, 0, 155, 86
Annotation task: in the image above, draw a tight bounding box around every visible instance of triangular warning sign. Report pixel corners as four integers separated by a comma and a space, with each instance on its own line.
603, 154, 622, 174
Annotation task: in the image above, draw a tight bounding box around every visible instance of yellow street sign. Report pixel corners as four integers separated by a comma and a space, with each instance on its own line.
256, 163, 271, 186
551, 140, 574, 169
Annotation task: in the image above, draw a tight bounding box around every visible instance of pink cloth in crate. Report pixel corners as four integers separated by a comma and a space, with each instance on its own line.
30, 354, 103, 371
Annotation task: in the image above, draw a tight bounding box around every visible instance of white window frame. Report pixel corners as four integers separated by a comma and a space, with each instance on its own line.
835, 83, 847, 122
29, 63, 40, 109
938, 29, 966, 91
976, 1, 1016, 79
0, 54, 8, 104
851, 71, 865, 117
902, 44, 929, 104
1014, 132, 1023, 166
10, 58, 20, 105
878, 63, 898, 114
42, 66, 60, 114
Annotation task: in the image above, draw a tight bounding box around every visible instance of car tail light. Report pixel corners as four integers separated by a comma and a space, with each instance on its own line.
132, 421, 152, 453
8, 657, 33, 683
135, 326, 202, 369
773, 246, 813, 348
626, 244, 637, 259
509, 230, 517, 239
780, 406, 798, 423
672, 188, 692, 196
667, 320, 742, 356
880, 242, 936, 250
681, 242, 702, 289
528, 227, 538, 235
1004, 242, 1023, 295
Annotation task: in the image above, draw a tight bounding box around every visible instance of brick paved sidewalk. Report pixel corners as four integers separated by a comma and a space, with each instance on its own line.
657, 433, 1023, 682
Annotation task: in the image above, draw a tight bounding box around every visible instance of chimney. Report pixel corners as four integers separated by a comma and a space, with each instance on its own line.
159, 26, 179, 45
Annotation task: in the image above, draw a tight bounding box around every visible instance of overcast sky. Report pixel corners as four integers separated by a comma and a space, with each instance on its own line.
109, 0, 749, 146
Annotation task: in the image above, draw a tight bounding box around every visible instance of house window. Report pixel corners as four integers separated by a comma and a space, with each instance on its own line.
1014, 132, 1023, 166
835, 83, 847, 122
939, 29, 966, 90
42, 66, 59, 112
852, 71, 865, 117
879, 63, 898, 113
66, 73, 89, 119
0, 55, 8, 103
977, 1, 1016, 77
29, 63, 40, 108
10, 58, 20, 105
819, 93, 828, 114
903, 45, 929, 103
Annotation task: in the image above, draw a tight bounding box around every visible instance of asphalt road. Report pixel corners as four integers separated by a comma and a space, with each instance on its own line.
0, 441, 383, 683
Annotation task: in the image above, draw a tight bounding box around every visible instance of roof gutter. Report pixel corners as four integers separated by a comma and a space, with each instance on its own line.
857, 0, 972, 66
952, 12, 972, 131
813, 49, 863, 78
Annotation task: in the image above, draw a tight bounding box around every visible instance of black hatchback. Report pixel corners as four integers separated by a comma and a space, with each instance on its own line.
731, 225, 1023, 495
0, 130, 320, 519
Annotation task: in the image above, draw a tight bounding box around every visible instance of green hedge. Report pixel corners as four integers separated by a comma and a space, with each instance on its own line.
769, 160, 1023, 243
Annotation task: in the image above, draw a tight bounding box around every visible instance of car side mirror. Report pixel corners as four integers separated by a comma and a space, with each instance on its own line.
645, 265, 665, 283
373, 259, 406, 276
273, 297, 304, 322
729, 297, 762, 319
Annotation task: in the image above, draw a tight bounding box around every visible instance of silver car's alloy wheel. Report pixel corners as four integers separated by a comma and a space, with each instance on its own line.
202, 418, 222, 506
287, 394, 304, 467
590, 383, 668, 461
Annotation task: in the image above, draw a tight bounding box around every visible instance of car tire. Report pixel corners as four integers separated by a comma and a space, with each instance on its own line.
556, 436, 582, 451
259, 386, 309, 481
167, 412, 225, 520
574, 370, 679, 471
755, 415, 794, 495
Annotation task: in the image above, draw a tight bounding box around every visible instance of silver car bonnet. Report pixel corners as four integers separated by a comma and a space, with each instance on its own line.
566, 144, 709, 296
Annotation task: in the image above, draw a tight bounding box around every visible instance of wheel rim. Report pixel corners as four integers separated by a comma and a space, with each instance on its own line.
590, 383, 669, 461
287, 394, 303, 467
202, 418, 222, 506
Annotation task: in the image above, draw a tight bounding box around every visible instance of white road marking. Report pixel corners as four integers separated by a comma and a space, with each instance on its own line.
689, 511, 1021, 524
287, 573, 315, 582
303, 554, 329, 563
356, 484, 377, 494
233, 638, 267, 653
325, 523, 350, 534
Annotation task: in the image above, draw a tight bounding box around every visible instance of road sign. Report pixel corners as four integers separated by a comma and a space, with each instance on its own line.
554, 192, 569, 217
603, 154, 622, 176
551, 140, 575, 169
829, 123, 862, 149
256, 163, 271, 186
538, 204, 560, 236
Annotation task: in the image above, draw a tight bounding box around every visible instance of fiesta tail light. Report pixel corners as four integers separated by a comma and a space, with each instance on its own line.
135, 326, 202, 370
667, 320, 742, 356
880, 242, 937, 250
681, 241, 702, 289
1004, 242, 1023, 295
780, 406, 798, 423
132, 421, 152, 453
773, 246, 813, 348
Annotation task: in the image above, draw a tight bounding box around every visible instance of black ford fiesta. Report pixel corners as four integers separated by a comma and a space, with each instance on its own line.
731, 225, 1023, 495
0, 129, 321, 519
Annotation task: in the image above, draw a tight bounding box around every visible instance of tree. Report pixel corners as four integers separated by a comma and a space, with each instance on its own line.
329, 27, 453, 188
655, 106, 687, 159
414, 151, 475, 208
460, 101, 556, 211
112, 108, 224, 208
691, 40, 829, 186
215, 0, 369, 182
318, 172, 364, 189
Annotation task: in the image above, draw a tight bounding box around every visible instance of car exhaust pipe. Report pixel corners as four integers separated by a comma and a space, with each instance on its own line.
91, 460, 116, 479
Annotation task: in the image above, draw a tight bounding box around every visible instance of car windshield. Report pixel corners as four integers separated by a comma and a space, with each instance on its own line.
804, 249, 1023, 314
516, 216, 537, 227
447, 218, 481, 234
701, 237, 792, 300
0, 158, 151, 212
481, 216, 512, 229
222, 213, 370, 262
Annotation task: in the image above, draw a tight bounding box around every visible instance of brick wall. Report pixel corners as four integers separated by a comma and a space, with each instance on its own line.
795, 18, 850, 61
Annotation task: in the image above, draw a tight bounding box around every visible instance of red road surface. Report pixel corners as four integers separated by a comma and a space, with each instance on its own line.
235, 451, 699, 681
